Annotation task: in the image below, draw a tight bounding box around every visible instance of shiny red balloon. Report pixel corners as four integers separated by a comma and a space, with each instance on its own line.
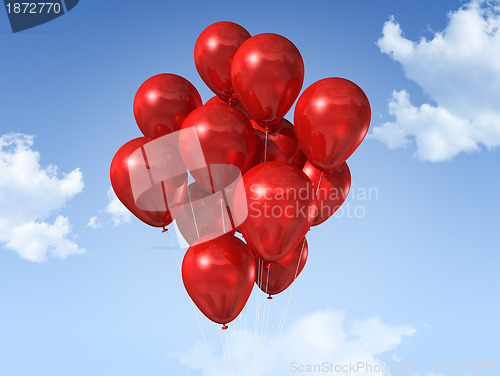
303, 161, 351, 226
234, 161, 315, 262
231, 33, 304, 128
182, 235, 256, 327
251, 118, 306, 169
255, 238, 308, 297
179, 103, 255, 192
134, 74, 202, 138
195, 22, 251, 103
294, 77, 371, 171
176, 182, 236, 245
110, 137, 187, 228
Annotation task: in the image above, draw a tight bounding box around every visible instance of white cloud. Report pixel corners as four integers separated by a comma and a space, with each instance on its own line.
86, 216, 100, 229
6, 216, 85, 263
373, 0, 500, 161
169, 309, 416, 376
85, 188, 131, 229
0, 133, 85, 262
105, 187, 131, 226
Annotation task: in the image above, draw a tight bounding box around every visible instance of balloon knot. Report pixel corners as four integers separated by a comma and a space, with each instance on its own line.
265, 263, 273, 269
267, 294, 273, 300
222, 324, 228, 330
162, 227, 168, 233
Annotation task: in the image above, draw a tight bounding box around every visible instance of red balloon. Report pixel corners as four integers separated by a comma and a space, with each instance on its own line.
303, 161, 351, 226
294, 77, 371, 171
182, 235, 256, 327
255, 238, 308, 297
231, 33, 304, 128
179, 103, 255, 192
195, 22, 251, 103
251, 118, 306, 169
234, 161, 315, 262
133, 74, 202, 138
110, 137, 187, 228
176, 182, 236, 245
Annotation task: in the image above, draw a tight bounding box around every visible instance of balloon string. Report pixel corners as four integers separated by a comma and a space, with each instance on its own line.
315, 172, 323, 197
225, 328, 235, 376
265, 266, 271, 299
186, 184, 200, 240
293, 238, 306, 282
264, 127, 269, 163
268, 287, 288, 376
239, 309, 244, 376
140, 145, 155, 187
244, 306, 248, 376
219, 330, 231, 376
258, 298, 271, 376
220, 198, 226, 234
268, 237, 307, 376
160, 181, 170, 215
221, 189, 237, 232
166, 231, 219, 376
257, 269, 272, 375
259, 276, 267, 350
256, 290, 267, 376
234, 318, 241, 376
253, 259, 263, 376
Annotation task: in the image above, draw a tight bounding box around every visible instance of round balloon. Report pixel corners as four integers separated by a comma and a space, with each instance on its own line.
195, 22, 251, 103
179, 103, 255, 192
182, 235, 256, 328
110, 137, 187, 228
251, 118, 306, 169
134, 74, 202, 138
294, 77, 371, 171
303, 161, 351, 226
231, 33, 304, 128
255, 238, 308, 297
234, 161, 315, 262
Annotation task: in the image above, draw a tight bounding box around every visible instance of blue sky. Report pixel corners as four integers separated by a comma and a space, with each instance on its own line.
1, 1, 499, 375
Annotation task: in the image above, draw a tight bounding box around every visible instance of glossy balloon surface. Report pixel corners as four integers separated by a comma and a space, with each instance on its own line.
110, 137, 187, 227
179, 103, 255, 192
234, 161, 315, 261
134, 74, 202, 138
294, 77, 370, 171
231, 33, 304, 128
182, 235, 256, 325
251, 118, 306, 168
195, 22, 251, 103
255, 238, 308, 296
303, 161, 351, 226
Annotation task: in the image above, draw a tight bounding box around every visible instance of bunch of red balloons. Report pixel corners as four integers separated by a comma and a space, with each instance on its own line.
110, 21, 371, 329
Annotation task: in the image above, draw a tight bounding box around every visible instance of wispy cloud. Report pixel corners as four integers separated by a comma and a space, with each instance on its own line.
105, 187, 131, 227
0, 133, 85, 262
373, 0, 500, 161
86, 215, 100, 229
169, 309, 416, 376
87, 187, 132, 229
